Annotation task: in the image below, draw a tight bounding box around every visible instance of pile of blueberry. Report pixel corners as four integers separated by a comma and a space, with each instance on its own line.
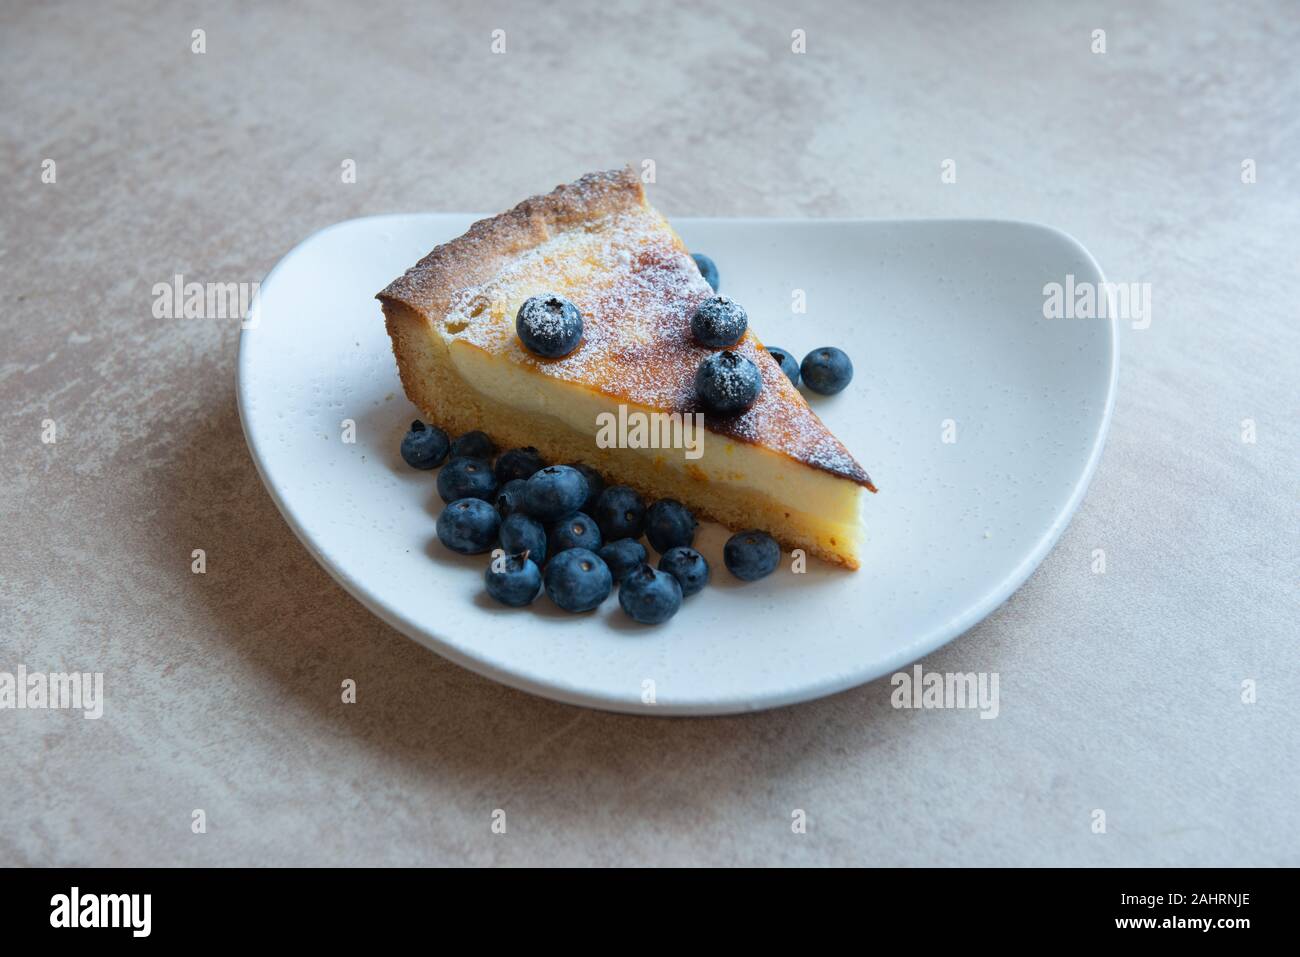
692, 253, 855, 399
402, 422, 782, 624
696, 252, 857, 405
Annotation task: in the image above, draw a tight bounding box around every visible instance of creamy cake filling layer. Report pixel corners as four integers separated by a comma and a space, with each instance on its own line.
448, 340, 866, 543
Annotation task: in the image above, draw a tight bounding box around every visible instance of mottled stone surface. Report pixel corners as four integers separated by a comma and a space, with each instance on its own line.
1, 1, 1296, 866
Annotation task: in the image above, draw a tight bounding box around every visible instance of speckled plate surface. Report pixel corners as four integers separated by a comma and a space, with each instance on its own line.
237, 214, 1115, 715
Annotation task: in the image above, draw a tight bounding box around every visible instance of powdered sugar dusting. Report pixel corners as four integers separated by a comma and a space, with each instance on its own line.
440, 207, 871, 485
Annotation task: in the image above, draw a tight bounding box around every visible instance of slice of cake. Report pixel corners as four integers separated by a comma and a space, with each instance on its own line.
377, 168, 875, 568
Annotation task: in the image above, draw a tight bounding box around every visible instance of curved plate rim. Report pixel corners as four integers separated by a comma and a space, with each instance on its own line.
236, 214, 1117, 716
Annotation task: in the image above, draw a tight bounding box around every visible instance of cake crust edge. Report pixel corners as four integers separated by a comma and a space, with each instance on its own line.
377, 167, 645, 321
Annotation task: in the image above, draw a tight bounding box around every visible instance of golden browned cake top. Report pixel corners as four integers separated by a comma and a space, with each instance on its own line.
378, 168, 874, 488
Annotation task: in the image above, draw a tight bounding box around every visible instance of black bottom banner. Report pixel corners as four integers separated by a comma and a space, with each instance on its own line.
0, 866, 1278, 943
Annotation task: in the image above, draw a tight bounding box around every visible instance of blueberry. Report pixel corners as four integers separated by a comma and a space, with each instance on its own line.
723, 529, 781, 581
658, 546, 710, 597
500, 511, 547, 565
618, 564, 683, 624
495, 446, 546, 483
484, 552, 542, 607
692, 252, 719, 291
516, 294, 583, 358
544, 548, 613, 613
436, 456, 498, 503
645, 499, 697, 554
522, 465, 589, 522
766, 346, 800, 386
400, 420, 450, 470
451, 430, 496, 460
690, 296, 748, 348
547, 511, 602, 555
800, 346, 854, 395
599, 538, 647, 582
568, 463, 606, 514
436, 498, 500, 555
495, 478, 528, 518
695, 350, 762, 415
594, 485, 646, 541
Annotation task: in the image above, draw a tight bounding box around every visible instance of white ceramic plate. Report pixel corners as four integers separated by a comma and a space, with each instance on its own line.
237, 214, 1115, 715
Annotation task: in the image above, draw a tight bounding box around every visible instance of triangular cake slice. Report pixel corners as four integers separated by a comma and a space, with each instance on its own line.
377, 168, 875, 568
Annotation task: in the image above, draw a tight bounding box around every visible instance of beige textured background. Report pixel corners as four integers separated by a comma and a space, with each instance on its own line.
3, 1, 1297, 866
